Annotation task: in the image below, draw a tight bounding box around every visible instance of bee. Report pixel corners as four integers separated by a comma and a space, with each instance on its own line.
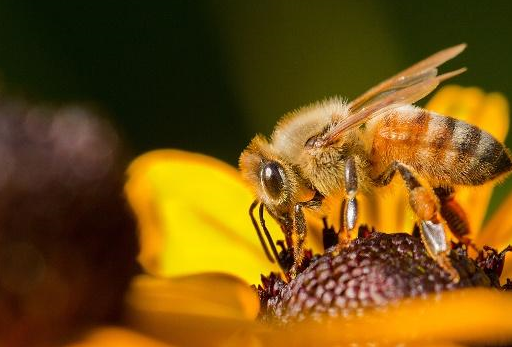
239, 44, 512, 280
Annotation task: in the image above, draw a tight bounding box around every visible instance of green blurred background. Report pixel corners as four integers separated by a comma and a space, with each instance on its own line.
0, 0, 511, 214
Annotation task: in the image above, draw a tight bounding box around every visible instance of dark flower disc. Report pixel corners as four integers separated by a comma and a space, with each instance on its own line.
259, 231, 493, 325
0, 97, 139, 346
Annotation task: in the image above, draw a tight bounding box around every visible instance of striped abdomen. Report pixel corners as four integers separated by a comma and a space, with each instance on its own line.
369, 106, 512, 186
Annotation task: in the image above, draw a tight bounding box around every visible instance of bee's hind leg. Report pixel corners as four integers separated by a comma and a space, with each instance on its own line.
419, 221, 459, 281
373, 161, 460, 282
434, 186, 476, 250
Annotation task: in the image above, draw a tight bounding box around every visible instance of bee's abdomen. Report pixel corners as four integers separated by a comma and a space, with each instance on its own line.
370, 107, 512, 186
433, 115, 512, 184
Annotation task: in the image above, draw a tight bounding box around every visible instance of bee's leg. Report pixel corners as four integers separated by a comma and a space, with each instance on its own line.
373, 162, 459, 282
289, 203, 307, 278
289, 192, 324, 278
257, 203, 292, 273
249, 200, 275, 263
433, 186, 476, 250
340, 156, 358, 245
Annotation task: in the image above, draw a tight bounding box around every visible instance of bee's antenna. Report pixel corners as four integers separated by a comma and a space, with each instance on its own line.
259, 203, 282, 267
249, 200, 274, 263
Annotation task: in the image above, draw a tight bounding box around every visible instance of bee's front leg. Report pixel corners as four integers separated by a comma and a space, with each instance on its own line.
290, 203, 306, 278
340, 156, 358, 244
374, 161, 460, 282
289, 192, 323, 278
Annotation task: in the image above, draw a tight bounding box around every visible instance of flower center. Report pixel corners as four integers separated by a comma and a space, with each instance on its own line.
258, 230, 495, 324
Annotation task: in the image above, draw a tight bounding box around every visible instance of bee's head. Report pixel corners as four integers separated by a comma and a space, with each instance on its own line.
239, 135, 299, 211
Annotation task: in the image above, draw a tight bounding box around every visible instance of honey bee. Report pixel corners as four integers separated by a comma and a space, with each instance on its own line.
239, 44, 512, 280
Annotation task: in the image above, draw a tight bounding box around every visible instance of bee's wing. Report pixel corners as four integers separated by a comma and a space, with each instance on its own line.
320, 44, 466, 146
349, 44, 466, 112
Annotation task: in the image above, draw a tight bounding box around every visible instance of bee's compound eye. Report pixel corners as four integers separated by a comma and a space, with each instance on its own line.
260, 162, 285, 200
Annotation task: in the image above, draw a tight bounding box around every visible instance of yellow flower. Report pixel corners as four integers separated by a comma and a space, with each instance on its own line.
120, 85, 512, 346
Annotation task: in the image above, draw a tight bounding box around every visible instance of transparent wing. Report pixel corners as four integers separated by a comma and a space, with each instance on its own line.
319, 44, 466, 146
349, 44, 466, 112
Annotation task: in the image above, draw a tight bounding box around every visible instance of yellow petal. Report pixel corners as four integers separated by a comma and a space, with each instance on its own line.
362, 179, 415, 233
428, 86, 486, 125
426, 86, 510, 234
477, 189, 512, 249
455, 185, 493, 237
407, 343, 466, 347
425, 85, 464, 116
266, 288, 512, 345
471, 92, 509, 142
126, 274, 259, 320
307, 182, 414, 244
501, 253, 512, 280
65, 327, 173, 347
125, 150, 280, 284
124, 274, 264, 347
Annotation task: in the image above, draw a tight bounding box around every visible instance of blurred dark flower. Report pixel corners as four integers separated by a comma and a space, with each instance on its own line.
0, 96, 139, 346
